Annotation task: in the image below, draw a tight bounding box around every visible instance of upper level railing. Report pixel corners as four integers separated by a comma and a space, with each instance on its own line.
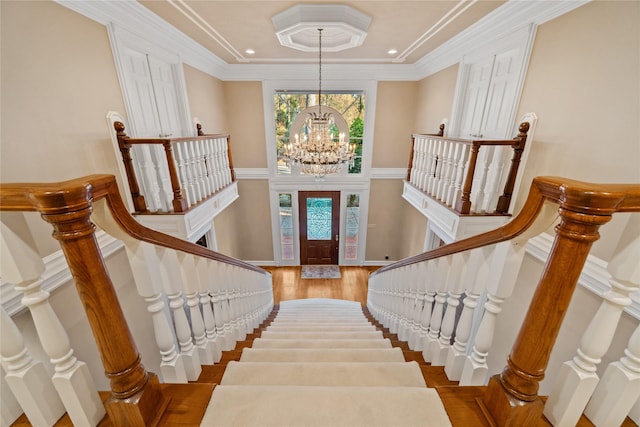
406, 122, 530, 215
0, 174, 273, 426
114, 122, 235, 214
368, 176, 640, 426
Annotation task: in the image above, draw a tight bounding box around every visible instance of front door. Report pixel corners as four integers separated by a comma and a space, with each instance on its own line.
299, 191, 340, 265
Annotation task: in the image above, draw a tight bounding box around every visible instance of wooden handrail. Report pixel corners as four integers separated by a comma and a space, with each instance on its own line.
371, 176, 640, 426
0, 174, 268, 426
114, 122, 234, 214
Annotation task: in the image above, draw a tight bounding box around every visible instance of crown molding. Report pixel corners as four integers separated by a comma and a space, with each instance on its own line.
56, 0, 589, 81
414, 0, 590, 78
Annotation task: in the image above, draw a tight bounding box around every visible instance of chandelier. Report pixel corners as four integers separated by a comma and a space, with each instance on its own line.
284, 29, 356, 178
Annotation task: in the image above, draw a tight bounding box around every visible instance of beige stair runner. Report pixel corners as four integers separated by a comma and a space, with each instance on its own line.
201, 298, 453, 426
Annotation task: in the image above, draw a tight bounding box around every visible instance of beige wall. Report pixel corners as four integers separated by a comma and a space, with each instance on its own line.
513, 0, 639, 260
414, 64, 459, 133
183, 64, 228, 133
366, 180, 407, 261
1, 0, 127, 257
223, 82, 268, 168
214, 180, 274, 261
372, 82, 419, 168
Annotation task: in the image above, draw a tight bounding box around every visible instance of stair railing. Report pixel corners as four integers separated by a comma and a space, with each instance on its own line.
406, 122, 530, 214
368, 176, 640, 426
0, 174, 273, 426
114, 121, 235, 214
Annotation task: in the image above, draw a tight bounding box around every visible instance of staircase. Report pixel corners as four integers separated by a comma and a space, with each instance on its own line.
198, 298, 453, 426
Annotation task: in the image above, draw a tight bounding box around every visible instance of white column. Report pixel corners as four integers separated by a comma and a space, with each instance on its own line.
1, 215, 105, 426
545, 225, 640, 427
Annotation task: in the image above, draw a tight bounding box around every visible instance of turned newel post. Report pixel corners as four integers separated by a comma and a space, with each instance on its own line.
406, 135, 416, 182
162, 141, 189, 212
35, 183, 167, 426
481, 191, 614, 426
496, 122, 530, 214
114, 122, 147, 213
455, 142, 480, 214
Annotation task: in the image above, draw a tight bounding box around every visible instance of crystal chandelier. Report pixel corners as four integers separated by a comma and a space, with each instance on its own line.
284, 29, 356, 178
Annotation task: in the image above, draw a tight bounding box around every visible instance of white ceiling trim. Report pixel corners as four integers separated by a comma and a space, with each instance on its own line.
393, 0, 478, 63
55, 0, 589, 81
167, 0, 249, 63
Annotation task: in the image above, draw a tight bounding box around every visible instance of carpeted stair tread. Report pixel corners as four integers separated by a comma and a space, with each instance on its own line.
260, 330, 383, 340
265, 325, 377, 331
202, 385, 452, 427
251, 338, 392, 349
239, 347, 406, 362
220, 361, 427, 387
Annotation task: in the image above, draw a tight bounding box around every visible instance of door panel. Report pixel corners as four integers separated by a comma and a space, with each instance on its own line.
299, 191, 340, 265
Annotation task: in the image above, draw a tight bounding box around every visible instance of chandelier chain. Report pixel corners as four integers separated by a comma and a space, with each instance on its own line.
318, 28, 322, 116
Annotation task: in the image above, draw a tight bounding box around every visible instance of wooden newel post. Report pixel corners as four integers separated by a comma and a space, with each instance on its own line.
407, 135, 416, 182
496, 122, 530, 214
162, 141, 189, 212
114, 122, 147, 213
36, 184, 168, 426
481, 201, 613, 426
455, 143, 480, 214
226, 136, 236, 182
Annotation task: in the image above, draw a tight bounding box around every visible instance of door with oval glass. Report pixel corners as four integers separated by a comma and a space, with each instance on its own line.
299, 191, 340, 265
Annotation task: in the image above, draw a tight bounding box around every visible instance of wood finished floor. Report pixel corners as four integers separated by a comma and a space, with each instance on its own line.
262, 265, 380, 305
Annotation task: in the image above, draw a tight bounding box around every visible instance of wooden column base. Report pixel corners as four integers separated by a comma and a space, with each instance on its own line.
105, 373, 169, 427
479, 374, 544, 427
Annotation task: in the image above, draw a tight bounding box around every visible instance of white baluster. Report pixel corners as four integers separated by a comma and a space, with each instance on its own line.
1, 307, 65, 427
545, 223, 640, 427
585, 323, 640, 427
408, 265, 426, 350
91, 203, 188, 383
1, 366, 24, 427
422, 257, 449, 363
173, 142, 194, 207
409, 137, 420, 187
1, 213, 105, 426
196, 257, 222, 362
156, 247, 202, 380
431, 252, 468, 365
459, 241, 525, 385
471, 146, 493, 213
423, 138, 437, 193
483, 146, 507, 211
428, 139, 443, 196
150, 144, 174, 212
409, 262, 430, 351
436, 141, 455, 201
193, 140, 210, 198
445, 246, 492, 380
447, 142, 469, 208
133, 145, 163, 212
203, 139, 216, 194
178, 252, 214, 365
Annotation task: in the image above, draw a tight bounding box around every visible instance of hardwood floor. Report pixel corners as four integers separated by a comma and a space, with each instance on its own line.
261, 266, 380, 305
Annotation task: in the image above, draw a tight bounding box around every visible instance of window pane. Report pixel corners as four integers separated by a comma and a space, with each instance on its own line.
345, 194, 360, 260
278, 193, 294, 260
306, 197, 332, 240
274, 91, 365, 175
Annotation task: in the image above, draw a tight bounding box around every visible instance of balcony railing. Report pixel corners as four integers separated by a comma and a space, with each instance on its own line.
114, 122, 235, 214
406, 122, 530, 215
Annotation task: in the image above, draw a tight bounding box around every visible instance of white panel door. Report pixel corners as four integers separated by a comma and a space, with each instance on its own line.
457, 56, 495, 139
147, 56, 184, 138
121, 47, 162, 138
480, 47, 522, 139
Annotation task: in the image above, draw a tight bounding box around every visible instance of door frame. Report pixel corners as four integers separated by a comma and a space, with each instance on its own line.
299, 191, 340, 265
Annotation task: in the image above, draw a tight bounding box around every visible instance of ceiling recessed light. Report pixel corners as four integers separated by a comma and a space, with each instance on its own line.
387, 49, 398, 55
245, 49, 255, 55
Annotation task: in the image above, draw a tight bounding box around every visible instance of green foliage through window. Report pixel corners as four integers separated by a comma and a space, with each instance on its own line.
274, 91, 365, 175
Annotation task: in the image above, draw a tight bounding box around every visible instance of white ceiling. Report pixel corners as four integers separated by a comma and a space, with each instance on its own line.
138, 0, 506, 65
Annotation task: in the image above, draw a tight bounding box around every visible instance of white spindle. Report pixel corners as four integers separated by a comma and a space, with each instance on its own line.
179, 253, 214, 365
1, 307, 65, 427
203, 138, 216, 194
470, 146, 493, 213
134, 145, 163, 212
196, 257, 222, 363
449, 143, 470, 208
436, 141, 455, 201
424, 138, 438, 193
174, 142, 194, 207
422, 257, 449, 363
157, 247, 202, 380
430, 252, 468, 365
584, 323, 640, 427
545, 225, 640, 427
1, 213, 105, 426
1, 366, 23, 427
483, 146, 507, 211
444, 246, 492, 381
